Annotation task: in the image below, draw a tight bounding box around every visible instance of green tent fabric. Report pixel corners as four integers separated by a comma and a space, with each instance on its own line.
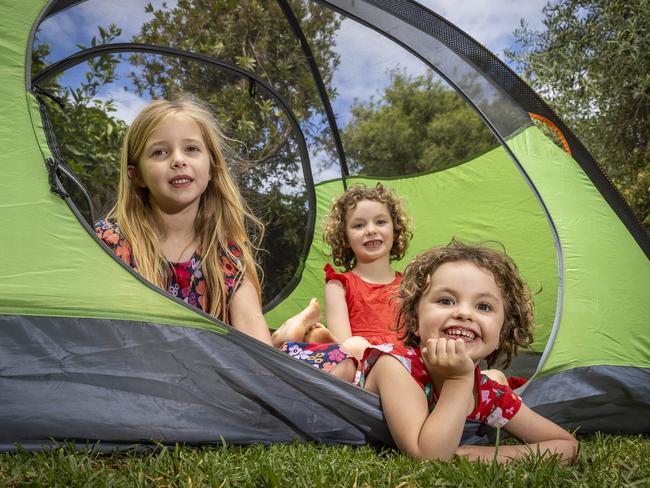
1, 0, 649, 451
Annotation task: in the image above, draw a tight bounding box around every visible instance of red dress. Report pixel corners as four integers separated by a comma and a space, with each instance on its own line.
359, 343, 522, 427
281, 264, 403, 372
324, 263, 402, 344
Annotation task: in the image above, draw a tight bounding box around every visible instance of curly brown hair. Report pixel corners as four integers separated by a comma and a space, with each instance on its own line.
323, 183, 412, 270
397, 238, 535, 369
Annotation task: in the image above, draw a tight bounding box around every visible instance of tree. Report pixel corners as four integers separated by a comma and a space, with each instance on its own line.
130, 1, 340, 182
33, 25, 128, 221
341, 71, 497, 176
507, 0, 650, 232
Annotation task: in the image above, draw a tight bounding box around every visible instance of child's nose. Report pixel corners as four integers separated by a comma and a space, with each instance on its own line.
453, 303, 472, 320
171, 150, 187, 167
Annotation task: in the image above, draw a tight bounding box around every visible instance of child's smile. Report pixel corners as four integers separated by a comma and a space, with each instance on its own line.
416, 261, 505, 363
442, 326, 478, 341
363, 239, 383, 248
169, 175, 194, 187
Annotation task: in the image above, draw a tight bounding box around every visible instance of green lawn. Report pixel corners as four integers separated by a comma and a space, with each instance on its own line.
1, 434, 648, 487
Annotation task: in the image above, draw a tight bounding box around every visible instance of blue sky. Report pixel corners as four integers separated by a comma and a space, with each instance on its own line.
38, 0, 548, 66
36, 0, 550, 180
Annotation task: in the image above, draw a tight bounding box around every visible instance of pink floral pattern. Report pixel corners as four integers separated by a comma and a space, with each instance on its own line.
95, 219, 242, 313
281, 342, 349, 370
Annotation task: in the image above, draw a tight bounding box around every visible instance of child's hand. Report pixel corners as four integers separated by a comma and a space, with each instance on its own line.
421, 338, 474, 381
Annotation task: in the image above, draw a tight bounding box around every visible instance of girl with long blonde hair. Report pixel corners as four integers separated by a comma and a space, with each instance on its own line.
95, 96, 272, 344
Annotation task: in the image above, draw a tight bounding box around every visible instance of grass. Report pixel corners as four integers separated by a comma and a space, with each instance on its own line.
1, 434, 649, 487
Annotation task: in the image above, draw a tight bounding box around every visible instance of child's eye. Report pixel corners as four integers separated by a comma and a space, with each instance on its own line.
437, 297, 454, 305
352, 223, 364, 229
376, 219, 387, 225
186, 145, 201, 152
152, 148, 167, 157
477, 303, 493, 312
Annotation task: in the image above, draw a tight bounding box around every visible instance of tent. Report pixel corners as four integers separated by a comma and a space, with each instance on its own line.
1, 0, 648, 451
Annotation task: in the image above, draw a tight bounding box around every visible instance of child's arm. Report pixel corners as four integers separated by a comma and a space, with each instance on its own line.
366, 339, 475, 460
229, 275, 273, 346
455, 402, 578, 464
324, 280, 352, 341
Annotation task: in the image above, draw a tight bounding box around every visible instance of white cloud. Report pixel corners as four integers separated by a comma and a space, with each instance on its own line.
36, 0, 173, 61
98, 88, 150, 124
416, 0, 547, 58
331, 18, 433, 125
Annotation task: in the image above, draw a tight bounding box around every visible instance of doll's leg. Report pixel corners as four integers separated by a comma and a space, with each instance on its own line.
271, 297, 322, 348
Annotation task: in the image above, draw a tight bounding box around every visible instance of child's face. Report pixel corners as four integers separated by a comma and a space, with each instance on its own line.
130, 114, 211, 216
345, 199, 394, 264
416, 261, 505, 364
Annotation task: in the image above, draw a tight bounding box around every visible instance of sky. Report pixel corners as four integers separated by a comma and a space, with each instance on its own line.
419, 0, 547, 56
329, 1, 548, 122
36, 0, 550, 179
38, 0, 548, 66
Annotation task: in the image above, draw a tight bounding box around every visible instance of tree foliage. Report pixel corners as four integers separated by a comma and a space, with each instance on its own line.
131, 1, 340, 174
507, 0, 650, 231
33, 3, 341, 303
341, 71, 497, 176
34, 25, 128, 220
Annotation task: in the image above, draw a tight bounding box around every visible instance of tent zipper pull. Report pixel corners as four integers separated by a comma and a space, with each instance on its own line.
45, 157, 69, 199
31, 85, 66, 110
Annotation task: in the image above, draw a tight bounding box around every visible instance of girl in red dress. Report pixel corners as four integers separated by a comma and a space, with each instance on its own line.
271, 183, 412, 376
360, 239, 578, 463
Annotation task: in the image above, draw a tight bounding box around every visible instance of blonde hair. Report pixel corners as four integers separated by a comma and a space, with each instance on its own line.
397, 239, 535, 369
108, 96, 264, 322
323, 183, 412, 270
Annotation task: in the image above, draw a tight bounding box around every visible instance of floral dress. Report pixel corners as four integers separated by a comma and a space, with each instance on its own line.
95, 219, 243, 314
359, 343, 522, 428
281, 342, 350, 373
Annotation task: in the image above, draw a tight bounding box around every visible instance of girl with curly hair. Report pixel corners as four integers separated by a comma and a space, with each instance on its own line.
271, 183, 413, 378
320, 183, 412, 346
358, 239, 578, 463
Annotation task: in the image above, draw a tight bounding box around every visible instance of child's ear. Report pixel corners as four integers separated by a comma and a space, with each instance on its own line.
127, 165, 145, 188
